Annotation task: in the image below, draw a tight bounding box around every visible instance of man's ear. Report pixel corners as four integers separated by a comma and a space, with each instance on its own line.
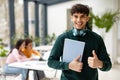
86, 16, 90, 22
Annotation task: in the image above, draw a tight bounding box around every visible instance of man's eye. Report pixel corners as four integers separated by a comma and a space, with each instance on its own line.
81, 15, 86, 18
74, 15, 78, 18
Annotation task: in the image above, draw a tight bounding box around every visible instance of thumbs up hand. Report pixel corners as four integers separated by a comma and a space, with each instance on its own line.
69, 55, 83, 72
88, 50, 103, 68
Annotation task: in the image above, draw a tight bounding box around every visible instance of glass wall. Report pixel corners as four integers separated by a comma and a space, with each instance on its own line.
0, 0, 9, 46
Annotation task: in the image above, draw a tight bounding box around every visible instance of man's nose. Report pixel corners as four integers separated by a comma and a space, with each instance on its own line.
77, 17, 81, 21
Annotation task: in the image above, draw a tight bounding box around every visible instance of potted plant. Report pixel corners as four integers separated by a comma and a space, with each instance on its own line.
0, 39, 8, 58
0, 38, 8, 68
0, 46, 8, 58
0, 39, 8, 80
45, 33, 56, 45
90, 10, 120, 32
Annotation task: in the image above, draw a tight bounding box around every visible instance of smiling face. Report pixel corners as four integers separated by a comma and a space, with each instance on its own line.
71, 13, 89, 29
70, 4, 90, 29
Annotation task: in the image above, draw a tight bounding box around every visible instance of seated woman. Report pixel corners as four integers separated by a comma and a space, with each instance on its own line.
22, 38, 45, 80
22, 38, 41, 58
4, 39, 32, 80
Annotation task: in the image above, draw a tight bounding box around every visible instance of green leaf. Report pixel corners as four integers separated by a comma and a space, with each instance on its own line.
90, 10, 120, 32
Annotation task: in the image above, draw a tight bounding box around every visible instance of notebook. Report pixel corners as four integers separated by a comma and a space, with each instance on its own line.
63, 39, 85, 62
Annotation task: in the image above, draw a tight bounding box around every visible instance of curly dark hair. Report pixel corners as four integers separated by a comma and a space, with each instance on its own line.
71, 4, 89, 16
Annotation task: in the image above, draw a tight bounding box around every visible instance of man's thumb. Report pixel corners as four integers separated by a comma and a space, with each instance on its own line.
92, 50, 97, 58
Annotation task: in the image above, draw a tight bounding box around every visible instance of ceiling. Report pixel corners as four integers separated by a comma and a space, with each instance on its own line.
32, 0, 72, 6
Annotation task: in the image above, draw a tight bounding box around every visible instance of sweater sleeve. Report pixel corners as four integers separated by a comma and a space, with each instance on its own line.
12, 49, 22, 62
47, 36, 69, 70
97, 37, 112, 71
32, 49, 41, 56
12, 49, 30, 62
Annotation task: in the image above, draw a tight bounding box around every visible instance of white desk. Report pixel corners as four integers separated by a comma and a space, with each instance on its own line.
8, 60, 53, 71
9, 60, 56, 80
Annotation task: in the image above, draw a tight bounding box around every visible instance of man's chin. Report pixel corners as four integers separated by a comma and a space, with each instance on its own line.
75, 27, 82, 29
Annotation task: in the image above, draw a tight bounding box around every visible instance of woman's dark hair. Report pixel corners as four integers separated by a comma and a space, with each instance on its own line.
25, 38, 32, 46
15, 39, 25, 50
8, 39, 25, 54
71, 4, 89, 16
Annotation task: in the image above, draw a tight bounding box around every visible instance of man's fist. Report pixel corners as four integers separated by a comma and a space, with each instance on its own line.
88, 50, 103, 68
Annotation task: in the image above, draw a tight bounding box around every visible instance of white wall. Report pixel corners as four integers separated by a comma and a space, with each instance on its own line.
47, 0, 115, 35
116, 0, 120, 63
47, 0, 119, 63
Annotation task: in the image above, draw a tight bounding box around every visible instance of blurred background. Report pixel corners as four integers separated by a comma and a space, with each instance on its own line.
0, 0, 120, 80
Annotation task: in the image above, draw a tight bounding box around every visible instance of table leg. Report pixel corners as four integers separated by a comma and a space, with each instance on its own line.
33, 70, 40, 80
26, 69, 30, 80
35, 70, 39, 80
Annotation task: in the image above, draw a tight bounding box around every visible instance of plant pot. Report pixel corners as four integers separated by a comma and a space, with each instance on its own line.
0, 57, 7, 68
0, 57, 7, 80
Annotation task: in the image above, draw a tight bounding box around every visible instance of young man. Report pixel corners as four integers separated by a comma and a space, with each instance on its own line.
47, 4, 112, 80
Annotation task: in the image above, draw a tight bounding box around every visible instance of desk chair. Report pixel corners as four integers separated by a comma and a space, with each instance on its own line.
42, 51, 58, 78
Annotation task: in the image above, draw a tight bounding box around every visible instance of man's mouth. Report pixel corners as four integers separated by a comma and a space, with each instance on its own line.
76, 22, 82, 26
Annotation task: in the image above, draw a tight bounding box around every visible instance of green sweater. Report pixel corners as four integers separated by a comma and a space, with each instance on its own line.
48, 29, 112, 80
